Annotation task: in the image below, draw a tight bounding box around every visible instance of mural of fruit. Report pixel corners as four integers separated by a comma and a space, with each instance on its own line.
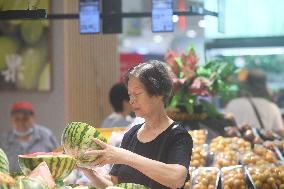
61, 122, 107, 168
0, 36, 18, 70
18, 152, 76, 181
2, 0, 29, 26
38, 63, 50, 91
16, 48, 45, 90
20, 20, 44, 45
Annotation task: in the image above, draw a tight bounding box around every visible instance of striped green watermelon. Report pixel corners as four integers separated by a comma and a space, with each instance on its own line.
61, 122, 107, 168
0, 148, 9, 174
18, 152, 76, 181
114, 183, 150, 189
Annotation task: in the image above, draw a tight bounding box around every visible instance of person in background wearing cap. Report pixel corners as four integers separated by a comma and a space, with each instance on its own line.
0, 101, 59, 173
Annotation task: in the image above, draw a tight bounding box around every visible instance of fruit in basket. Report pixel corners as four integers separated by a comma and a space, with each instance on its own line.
190, 146, 206, 167
61, 122, 107, 168
18, 152, 76, 181
193, 169, 218, 189
222, 167, 246, 189
0, 148, 9, 173
0, 172, 15, 188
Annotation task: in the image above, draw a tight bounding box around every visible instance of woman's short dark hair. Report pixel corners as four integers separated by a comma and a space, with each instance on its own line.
109, 83, 129, 112
124, 60, 173, 103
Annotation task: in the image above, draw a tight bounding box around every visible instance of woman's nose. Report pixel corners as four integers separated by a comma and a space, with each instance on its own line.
129, 96, 135, 105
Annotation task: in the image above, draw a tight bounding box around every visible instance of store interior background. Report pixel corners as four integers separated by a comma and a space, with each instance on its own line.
1, 0, 284, 141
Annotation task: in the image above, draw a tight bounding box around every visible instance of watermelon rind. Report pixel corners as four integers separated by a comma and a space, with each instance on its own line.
0, 148, 9, 174
61, 122, 107, 168
14, 176, 48, 189
18, 153, 76, 181
115, 183, 151, 189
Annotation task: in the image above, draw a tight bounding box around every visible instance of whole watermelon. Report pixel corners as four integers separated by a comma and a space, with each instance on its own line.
13, 176, 48, 189
0, 148, 9, 174
18, 152, 76, 181
115, 183, 150, 189
61, 122, 107, 168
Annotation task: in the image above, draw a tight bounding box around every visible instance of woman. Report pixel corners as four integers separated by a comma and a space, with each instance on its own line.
82, 60, 193, 189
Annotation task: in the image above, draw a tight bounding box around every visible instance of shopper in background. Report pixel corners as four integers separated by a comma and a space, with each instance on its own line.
0, 101, 59, 172
81, 60, 193, 189
225, 69, 284, 135
100, 83, 133, 128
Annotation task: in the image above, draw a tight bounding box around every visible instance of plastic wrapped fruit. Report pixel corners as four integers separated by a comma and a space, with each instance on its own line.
229, 137, 251, 152
210, 136, 231, 153
213, 151, 238, 168
254, 145, 278, 163
240, 152, 268, 166
222, 166, 247, 189
190, 145, 208, 168
247, 165, 278, 189
191, 167, 219, 189
210, 136, 251, 153
188, 130, 207, 145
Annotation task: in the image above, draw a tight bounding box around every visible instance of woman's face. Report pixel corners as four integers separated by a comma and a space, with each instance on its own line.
127, 77, 163, 118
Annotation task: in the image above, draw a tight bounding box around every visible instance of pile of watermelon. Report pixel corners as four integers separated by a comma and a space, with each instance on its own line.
0, 122, 149, 189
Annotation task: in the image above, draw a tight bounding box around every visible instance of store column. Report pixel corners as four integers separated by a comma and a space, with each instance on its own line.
63, 0, 119, 127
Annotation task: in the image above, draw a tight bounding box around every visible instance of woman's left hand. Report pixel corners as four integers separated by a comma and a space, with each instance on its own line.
84, 138, 130, 167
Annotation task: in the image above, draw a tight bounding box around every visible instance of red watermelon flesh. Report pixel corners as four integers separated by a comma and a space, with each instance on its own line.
29, 161, 55, 189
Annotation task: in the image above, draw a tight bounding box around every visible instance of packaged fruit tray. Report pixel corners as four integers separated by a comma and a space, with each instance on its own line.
254, 145, 279, 164
262, 141, 284, 161
245, 164, 284, 189
221, 165, 248, 189
210, 136, 251, 153
190, 167, 220, 189
212, 151, 239, 168
190, 144, 210, 168
188, 130, 208, 146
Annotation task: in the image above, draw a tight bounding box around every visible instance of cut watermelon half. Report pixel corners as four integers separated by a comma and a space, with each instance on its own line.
18, 152, 76, 181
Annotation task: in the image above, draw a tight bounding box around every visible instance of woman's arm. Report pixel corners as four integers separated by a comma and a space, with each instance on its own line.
125, 152, 188, 188
86, 139, 188, 189
80, 168, 118, 189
